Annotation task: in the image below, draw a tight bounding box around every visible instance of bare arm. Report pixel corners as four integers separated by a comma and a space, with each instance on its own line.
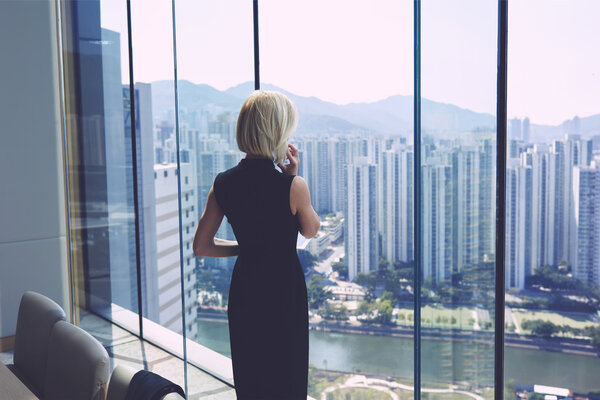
193, 186, 239, 257
290, 176, 320, 238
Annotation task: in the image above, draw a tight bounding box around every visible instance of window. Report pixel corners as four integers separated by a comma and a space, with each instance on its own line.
505, 1, 600, 395
59, 0, 599, 396
421, 1, 497, 392
260, 0, 414, 394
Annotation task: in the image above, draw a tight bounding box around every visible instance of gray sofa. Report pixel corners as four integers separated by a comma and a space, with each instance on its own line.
7, 291, 184, 400
7, 291, 110, 400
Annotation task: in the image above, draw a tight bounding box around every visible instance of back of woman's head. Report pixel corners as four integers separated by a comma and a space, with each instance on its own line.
236, 90, 298, 164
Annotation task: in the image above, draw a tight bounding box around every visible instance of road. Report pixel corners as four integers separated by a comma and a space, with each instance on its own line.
313, 244, 344, 276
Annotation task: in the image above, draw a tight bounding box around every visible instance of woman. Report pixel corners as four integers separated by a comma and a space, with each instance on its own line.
193, 90, 320, 399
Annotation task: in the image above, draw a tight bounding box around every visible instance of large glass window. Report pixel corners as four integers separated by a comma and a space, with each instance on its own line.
421, 0, 497, 396
505, 0, 600, 396
261, 1, 414, 398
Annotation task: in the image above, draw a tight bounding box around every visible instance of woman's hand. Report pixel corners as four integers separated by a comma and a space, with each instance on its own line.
278, 143, 300, 175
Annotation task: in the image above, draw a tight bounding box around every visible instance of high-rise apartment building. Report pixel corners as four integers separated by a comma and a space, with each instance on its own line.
452, 147, 481, 270
505, 161, 533, 289
316, 140, 334, 213
381, 147, 414, 265
153, 163, 198, 338
572, 163, 600, 287
346, 158, 378, 280
422, 156, 453, 283
478, 139, 496, 262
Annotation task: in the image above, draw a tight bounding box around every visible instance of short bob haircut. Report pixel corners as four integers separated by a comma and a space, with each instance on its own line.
236, 90, 298, 164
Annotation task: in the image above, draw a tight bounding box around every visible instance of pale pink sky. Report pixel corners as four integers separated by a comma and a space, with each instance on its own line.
102, 0, 600, 126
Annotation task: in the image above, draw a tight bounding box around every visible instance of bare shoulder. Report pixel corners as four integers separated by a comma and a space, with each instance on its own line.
290, 175, 308, 193
289, 176, 309, 215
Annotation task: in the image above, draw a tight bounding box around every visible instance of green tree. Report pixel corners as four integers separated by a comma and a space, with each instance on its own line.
355, 272, 377, 301
319, 302, 349, 321
198, 270, 216, 291
378, 257, 391, 271
589, 326, 600, 349
332, 261, 348, 280
307, 274, 331, 309
521, 319, 558, 338
357, 300, 373, 315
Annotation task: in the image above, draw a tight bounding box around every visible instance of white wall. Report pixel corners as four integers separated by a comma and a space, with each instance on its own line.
0, 0, 69, 338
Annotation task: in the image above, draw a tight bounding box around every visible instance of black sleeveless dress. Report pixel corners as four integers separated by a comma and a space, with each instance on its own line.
213, 157, 309, 399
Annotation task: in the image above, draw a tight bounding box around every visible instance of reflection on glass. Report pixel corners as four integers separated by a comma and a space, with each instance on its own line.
421, 0, 497, 396
505, 1, 600, 397
60, 0, 139, 331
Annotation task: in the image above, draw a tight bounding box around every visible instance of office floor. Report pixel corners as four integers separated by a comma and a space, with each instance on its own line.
1, 312, 235, 400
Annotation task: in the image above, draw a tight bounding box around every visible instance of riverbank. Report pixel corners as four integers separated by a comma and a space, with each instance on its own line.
196, 312, 600, 357
197, 316, 600, 392
310, 320, 600, 357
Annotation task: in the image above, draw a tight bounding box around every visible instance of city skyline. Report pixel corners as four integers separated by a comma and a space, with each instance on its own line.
100, 0, 600, 125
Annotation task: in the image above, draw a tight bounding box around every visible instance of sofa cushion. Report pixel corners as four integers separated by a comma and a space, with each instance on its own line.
43, 320, 110, 400
13, 291, 66, 394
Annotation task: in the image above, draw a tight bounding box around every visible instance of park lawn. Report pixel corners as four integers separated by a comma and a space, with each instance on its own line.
395, 305, 478, 329
420, 393, 480, 400
326, 388, 395, 400
308, 370, 349, 399
512, 309, 597, 330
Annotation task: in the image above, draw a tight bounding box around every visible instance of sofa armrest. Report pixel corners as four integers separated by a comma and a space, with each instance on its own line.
107, 365, 185, 400
107, 365, 136, 400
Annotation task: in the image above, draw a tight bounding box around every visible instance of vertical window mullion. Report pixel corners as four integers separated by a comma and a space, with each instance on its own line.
495, 1, 508, 399
413, 1, 422, 399
253, 0, 260, 90
170, 0, 189, 394
125, 0, 144, 339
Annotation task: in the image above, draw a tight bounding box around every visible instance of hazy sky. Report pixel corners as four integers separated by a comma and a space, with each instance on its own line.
102, 0, 600, 126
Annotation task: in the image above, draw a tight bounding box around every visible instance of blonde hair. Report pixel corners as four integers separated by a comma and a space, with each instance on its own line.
236, 90, 298, 164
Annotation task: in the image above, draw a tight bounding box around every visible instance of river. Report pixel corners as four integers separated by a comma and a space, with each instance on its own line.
197, 318, 600, 393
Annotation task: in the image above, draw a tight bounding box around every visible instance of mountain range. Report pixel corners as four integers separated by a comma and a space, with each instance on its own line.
150, 80, 600, 142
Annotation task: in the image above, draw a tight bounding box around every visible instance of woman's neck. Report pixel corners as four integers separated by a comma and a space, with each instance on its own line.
244, 154, 270, 160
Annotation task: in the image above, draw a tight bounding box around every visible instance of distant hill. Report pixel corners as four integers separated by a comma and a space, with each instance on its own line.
150, 80, 600, 140
531, 114, 600, 143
